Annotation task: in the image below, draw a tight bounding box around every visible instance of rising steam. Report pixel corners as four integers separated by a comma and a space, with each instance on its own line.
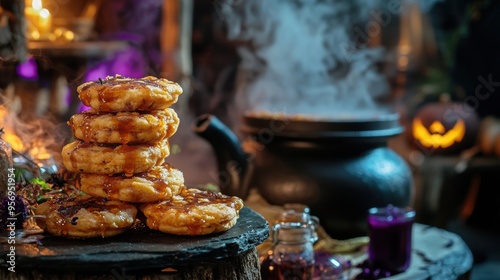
221, 0, 391, 118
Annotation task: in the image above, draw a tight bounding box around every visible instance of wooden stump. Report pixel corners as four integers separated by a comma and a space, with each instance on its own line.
0, 248, 261, 280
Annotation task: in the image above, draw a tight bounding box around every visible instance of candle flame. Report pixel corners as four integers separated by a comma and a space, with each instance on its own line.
39, 8, 50, 19
32, 0, 42, 10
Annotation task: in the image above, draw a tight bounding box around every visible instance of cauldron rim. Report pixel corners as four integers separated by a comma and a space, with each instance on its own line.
241, 111, 403, 140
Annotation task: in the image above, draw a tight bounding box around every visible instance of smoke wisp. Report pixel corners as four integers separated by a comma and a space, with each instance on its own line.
222, 0, 393, 119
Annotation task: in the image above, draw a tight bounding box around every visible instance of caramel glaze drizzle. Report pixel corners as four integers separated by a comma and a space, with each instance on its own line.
115, 113, 135, 145
80, 76, 173, 112
51, 196, 131, 236
100, 167, 172, 200
54, 196, 110, 219
119, 144, 135, 177
79, 75, 169, 92
156, 190, 241, 212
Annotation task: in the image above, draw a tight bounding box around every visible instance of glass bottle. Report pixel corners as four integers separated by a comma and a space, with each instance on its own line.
261, 204, 317, 280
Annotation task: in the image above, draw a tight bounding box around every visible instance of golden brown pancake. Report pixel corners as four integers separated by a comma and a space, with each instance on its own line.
35, 195, 137, 239
78, 75, 182, 112
79, 165, 185, 203
61, 139, 170, 176
69, 108, 179, 145
140, 188, 244, 236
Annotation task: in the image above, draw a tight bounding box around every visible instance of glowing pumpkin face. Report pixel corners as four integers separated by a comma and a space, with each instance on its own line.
410, 102, 479, 154
412, 118, 465, 149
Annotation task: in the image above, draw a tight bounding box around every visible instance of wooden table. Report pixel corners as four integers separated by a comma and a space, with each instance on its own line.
378, 223, 473, 280
246, 190, 473, 279
341, 223, 473, 279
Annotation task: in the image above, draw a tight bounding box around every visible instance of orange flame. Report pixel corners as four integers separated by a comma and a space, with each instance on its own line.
0, 106, 24, 151
0, 102, 58, 162
2, 131, 24, 151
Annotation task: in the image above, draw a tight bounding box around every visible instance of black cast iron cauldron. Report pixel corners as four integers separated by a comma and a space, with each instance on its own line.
193, 112, 413, 239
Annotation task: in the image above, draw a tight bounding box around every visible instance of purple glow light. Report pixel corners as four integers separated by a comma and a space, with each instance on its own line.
16, 57, 38, 80
78, 103, 92, 113
84, 63, 108, 82
84, 48, 146, 82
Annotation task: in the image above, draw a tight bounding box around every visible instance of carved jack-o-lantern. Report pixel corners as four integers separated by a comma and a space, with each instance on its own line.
410, 102, 479, 154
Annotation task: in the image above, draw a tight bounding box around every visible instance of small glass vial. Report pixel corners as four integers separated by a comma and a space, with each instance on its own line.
261, 204, 317, 280
368, 205, 415, 274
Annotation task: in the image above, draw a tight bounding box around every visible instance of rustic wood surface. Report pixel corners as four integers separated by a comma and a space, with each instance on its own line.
0, 248, 260, 280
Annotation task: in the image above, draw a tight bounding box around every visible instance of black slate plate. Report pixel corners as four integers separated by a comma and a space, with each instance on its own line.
0, 207, 269, 274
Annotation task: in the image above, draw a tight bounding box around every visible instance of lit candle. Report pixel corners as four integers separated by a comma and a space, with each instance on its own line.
37, 7, 51, 35
25, 0, 52, 39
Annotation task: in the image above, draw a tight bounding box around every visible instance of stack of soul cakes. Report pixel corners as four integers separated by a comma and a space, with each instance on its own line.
40, 75, 243, 239
63, 75, 184, 205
